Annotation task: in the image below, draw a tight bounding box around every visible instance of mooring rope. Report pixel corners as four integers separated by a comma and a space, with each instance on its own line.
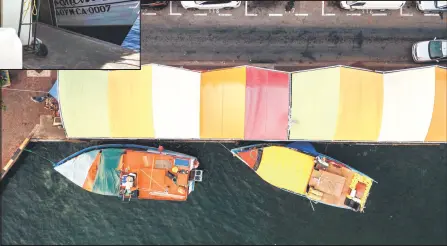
23, 148, 56, 165
22, 0, 38, 21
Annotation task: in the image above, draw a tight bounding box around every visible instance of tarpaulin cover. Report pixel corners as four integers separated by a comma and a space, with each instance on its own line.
378, 67, 436, 142
244, 67, 289, 140
58, 70, 110, 138
289, 66, 447, 142
108, 67, 154, 138
290, 67, 341, 140
200, 67, 246, 139
425, 67, 447, 142
256, 146, 314, 195
58, 65, 447, 143
151, 64, 201, 139
91, 149, 124, 196
54, 150, 100, 188
49, 79, 59, 100
286, 142, 319, 156
58, 65, 200, 139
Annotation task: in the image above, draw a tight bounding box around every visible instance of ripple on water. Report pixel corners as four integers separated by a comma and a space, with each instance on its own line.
1, 142, 446, 245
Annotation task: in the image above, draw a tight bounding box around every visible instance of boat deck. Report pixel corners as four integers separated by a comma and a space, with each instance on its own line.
23, 23, 140, 70
121, 150, 191, 201
309, 164, 355, 207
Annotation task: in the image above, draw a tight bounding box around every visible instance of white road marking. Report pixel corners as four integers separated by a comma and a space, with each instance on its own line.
194, 13, 208, 16
346, 13, 361, 16
295, 13, 309, 16
169, 1, 182, 16
218, 13, 232, 16
424, 13, 439, 16
322, 1, 336, 16
245, 1, 258, 16
143, 13, 157, 16
400, 7, 413, 16
372, 13, 387, 16
269, 13, 283, 17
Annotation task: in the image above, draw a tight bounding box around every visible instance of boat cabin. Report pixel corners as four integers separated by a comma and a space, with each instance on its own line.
117, 150, 202, 201
307, 156, 372, 212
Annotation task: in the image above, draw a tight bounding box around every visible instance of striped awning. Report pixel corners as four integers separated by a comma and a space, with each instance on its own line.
58, 65, 446, 143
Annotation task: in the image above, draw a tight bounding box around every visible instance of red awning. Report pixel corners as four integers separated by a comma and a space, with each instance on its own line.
244, 67, 290, 140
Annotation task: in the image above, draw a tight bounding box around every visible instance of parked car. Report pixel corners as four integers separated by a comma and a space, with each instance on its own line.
141, 0, 169, 9
339, 1, 406, 10
412, 37, 447, 63
180, 1, 242, 10
416, 1, 447, 13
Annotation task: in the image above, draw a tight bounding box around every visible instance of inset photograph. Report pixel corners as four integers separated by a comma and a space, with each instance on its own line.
0, 0, 141, 69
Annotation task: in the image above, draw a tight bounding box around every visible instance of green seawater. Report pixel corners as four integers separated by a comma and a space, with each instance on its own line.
1, 141, 446, 245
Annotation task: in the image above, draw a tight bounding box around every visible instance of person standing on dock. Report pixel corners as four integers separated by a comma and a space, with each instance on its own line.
31, 93, 49, 103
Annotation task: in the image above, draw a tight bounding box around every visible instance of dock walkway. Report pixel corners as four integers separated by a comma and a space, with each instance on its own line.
1, 71, 66, 171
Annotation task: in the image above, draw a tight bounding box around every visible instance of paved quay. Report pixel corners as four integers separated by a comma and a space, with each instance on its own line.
1, 70, 66, 172
23, 23, 140, 70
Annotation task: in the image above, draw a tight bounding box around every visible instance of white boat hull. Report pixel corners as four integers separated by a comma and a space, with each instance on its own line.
38, 0, 140, 45
53, 0, 140, 27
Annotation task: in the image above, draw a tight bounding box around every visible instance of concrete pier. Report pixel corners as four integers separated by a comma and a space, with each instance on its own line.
23, 23, 140, 70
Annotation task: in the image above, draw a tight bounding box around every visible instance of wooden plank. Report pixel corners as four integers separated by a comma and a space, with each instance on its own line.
1, 125, 38, 181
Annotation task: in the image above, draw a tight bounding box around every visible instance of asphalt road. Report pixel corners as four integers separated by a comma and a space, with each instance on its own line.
142, 25, 447, 64
142, 1, 447, 66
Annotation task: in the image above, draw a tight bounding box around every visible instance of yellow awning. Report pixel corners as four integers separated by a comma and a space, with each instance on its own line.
200, 67, 246, 139
425, 67, 447, 142
333, 67, 384, 141
256, 146, 314, 195
108, 67, 154, 138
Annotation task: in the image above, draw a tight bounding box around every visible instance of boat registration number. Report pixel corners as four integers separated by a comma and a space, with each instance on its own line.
55, 4, 112, 16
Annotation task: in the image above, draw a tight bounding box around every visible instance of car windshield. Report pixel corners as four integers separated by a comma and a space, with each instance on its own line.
436, 1, 447, 8
428, 41, 447, 59
195, 1, 231, 4
346, 1, 359, 5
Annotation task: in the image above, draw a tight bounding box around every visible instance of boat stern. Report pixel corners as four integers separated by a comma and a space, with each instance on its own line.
187, 157, 203, 194
187, 169, 203, 194
344, 173, 374, 213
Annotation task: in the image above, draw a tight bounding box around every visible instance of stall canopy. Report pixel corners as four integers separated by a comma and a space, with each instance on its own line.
425, 67, 446, 142
151, 65, 201, 139
199, 66, 290, 140
58, 64, 446, 143
290, 67, 343, 141
378, 67, 436, 142
289, 66, 385, 141
200, 66, 246, 139
244, 67, 290, 140
107, 67, 154, 138
58, 70, 111, 138
58, 65, 201, 139
289, 66, 446, 142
